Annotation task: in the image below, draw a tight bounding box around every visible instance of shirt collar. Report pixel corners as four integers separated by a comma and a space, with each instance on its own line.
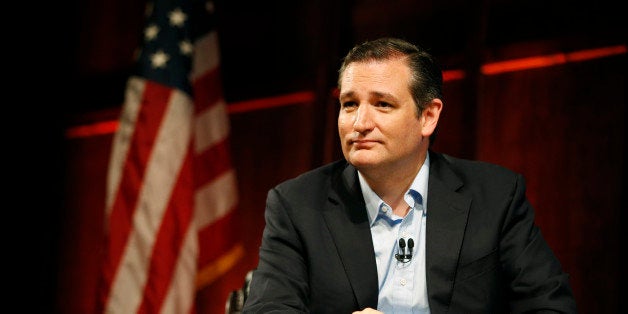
359, 154, 430, 227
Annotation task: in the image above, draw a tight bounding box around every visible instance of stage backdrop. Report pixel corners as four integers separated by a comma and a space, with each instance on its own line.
59, 44, 625, 313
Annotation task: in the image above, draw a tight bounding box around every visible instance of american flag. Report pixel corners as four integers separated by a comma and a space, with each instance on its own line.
98, 0, 242, 313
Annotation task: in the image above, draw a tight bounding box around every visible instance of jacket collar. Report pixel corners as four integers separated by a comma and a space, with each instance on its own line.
323, 162, 379, 309
425, 151, 472, 312
323, 153, 472, 311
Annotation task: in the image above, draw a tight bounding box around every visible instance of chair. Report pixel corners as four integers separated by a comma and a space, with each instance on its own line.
225, 270, 253, 313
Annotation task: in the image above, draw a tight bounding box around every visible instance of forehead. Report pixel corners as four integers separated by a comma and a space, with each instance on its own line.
339, 58, 412, 95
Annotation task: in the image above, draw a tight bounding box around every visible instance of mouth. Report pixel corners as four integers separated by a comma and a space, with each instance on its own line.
350, 139, 379, 148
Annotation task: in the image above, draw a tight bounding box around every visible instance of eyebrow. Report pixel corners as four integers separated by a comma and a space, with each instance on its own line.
371, 91, 397, 100
338, 90, 356, 100
339, 90, 398, 102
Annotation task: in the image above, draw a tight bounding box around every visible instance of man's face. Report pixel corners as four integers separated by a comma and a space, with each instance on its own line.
338, 57, 429, 172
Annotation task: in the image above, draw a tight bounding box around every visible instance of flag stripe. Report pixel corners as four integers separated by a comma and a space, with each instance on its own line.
190, 31, 220, 82
102, 2, 241, 313
106, 78, 166, 215
193, 65, 224, 114
106, 89, 193, 313
193, 138, 233, 190
189, 22, 243, 303
138, 150, 194, 314
101, 80, 173, 309
195, 170, 239, 229
197, 208, 240, 276
104, 78, 142, 214
162, 224, 198, 314
194, 100, 230, 154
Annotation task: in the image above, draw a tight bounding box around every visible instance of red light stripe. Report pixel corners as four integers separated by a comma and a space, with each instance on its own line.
65, 120, 119, 138
227, 90, 315, 114
566, 45, 627, 62
482, 44, 626, 75
482, 54, 568, 74
442, 69, 466, 82
67, 44, 626, 139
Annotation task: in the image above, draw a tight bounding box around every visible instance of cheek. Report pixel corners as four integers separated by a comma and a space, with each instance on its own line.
337, 115, 351, 135
389, 119, 421, 142
400, 124, 423, 147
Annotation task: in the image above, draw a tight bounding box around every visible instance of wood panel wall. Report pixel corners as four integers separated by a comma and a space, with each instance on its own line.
475, 54, 625, 312
58, 49, 625, 313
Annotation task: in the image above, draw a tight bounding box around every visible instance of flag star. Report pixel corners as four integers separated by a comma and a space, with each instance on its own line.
179, 40, 193, 56
150, 50, 170, 68
169, 8, 187, 27
145, 24, 159, 41
206, 1, 215, 14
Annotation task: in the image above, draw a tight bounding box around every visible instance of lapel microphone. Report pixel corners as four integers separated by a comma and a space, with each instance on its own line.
395, 238, 414, 263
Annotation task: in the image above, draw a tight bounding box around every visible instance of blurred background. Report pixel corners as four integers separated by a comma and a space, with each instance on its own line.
31, 0, 625, 313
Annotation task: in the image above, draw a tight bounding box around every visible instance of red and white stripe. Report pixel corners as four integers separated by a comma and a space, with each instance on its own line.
101, 30, 238, 314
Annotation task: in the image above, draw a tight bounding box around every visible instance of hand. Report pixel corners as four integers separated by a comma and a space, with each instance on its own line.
353, 308, 383, 314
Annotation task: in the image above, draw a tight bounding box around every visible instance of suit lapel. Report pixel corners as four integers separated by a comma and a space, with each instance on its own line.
426, 152, 472, 312
321, 155, 471, 311
322, 163, 379, 310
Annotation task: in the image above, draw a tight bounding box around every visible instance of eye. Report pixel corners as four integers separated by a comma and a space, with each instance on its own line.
341, 101, 357, 108
376, 101, 392, 108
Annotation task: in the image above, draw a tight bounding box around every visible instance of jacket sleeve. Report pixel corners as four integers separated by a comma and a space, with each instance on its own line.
242, 187, 310, 313
500, 174, 577, 313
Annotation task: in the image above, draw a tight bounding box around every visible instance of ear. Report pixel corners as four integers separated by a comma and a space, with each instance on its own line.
420, 98, 443, 137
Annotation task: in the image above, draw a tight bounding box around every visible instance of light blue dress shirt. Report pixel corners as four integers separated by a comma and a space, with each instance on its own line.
359, 154, 430, 314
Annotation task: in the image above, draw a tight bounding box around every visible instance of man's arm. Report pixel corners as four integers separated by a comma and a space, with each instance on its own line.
242, 188, 310, 313
500, 174, 577, 313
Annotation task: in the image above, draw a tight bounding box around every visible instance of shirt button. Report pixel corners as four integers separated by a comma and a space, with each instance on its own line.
400, 278, 407, 286
381, 205, 389, 212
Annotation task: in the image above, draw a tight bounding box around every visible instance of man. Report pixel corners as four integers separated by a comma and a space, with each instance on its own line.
242, 37, 576, 313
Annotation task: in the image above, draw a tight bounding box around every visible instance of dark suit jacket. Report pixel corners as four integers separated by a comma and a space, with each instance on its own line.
243, 151, 576, 313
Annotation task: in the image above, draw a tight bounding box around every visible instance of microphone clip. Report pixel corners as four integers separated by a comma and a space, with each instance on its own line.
394, 238, 414, 263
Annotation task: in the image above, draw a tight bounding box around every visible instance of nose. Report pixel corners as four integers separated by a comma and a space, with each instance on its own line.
353, 105, 374, 133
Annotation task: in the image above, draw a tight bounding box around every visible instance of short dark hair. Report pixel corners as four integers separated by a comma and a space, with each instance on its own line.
337, 37, 443, 143
338, 37, 443, 114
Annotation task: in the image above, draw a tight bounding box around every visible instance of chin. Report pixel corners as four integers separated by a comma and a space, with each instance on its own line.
347, 157, 379, 170
345, 150, 382, 168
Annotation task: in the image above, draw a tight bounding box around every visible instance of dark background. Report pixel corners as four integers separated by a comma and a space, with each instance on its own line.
27, 0, 625, 313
